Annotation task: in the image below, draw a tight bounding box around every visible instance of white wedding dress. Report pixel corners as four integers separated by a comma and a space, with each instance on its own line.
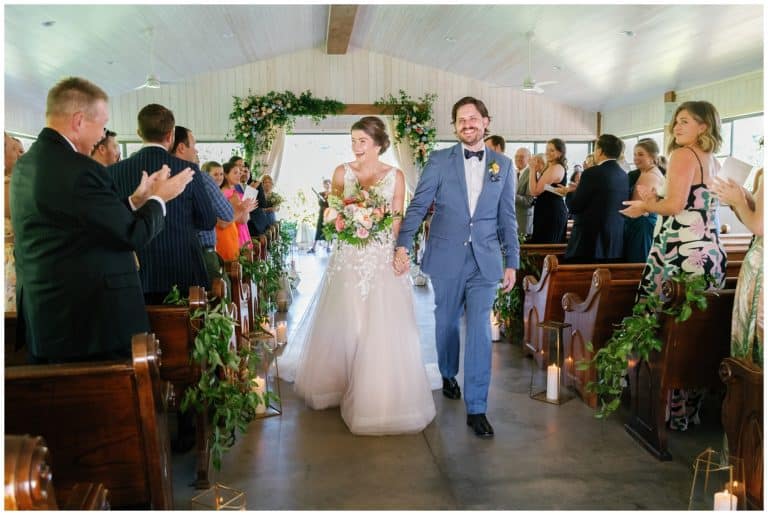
278, 164, 436, 435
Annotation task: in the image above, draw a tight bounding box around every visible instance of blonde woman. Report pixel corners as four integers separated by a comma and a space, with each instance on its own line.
621, 100, 727, 431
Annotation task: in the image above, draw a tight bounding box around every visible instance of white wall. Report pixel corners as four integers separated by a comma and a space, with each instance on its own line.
602, 70, 764, 137
106, 47, 597, 143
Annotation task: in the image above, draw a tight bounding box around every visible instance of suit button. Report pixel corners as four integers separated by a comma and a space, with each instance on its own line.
463, 241, 468, 246
469, 222, 473, 227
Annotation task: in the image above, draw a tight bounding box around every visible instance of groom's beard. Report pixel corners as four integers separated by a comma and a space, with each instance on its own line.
456, 128, 484, 147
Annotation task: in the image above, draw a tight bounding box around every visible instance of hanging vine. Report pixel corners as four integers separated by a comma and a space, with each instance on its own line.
374, 90, 438, 169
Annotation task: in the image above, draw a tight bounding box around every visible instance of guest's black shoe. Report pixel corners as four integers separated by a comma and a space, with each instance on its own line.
442, 377, 461, 400
466, 414, 494, 438
307, 248, 316, 254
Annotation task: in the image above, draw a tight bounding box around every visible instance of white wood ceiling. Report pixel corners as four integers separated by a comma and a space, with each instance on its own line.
4, 4, 764, 115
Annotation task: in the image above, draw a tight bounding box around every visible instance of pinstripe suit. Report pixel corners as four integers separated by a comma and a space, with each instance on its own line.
11, 128, 165, 361
109, 146, 216, 295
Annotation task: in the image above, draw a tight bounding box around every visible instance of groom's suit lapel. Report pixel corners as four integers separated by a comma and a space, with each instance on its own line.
451, 143, 471, 218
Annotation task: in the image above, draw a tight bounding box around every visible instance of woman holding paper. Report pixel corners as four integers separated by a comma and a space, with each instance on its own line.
620, 100, 727, 431
529, 139, 568, 243
712, 166, 763, 366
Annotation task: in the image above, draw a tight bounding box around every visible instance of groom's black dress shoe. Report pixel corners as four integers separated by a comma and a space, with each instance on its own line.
467, 414, 494, 438
442, 377, 461, 400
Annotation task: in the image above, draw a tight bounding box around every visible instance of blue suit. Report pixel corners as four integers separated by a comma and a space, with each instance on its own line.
397, 143, 519, 414
110, 146, 216, 296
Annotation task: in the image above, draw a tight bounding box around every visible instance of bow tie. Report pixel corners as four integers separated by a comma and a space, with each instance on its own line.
464, 149, 484, 160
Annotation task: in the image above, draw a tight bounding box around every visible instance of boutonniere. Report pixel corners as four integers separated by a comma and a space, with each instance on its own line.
488, 160, 501, 182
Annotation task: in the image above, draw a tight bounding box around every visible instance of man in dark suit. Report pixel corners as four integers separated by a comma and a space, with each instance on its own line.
10, 77, 194, 362
563, 134, 628, 263
110, 104, 216, 303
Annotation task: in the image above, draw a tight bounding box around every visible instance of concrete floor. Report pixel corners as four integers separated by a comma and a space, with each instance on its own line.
172, 250, 724, 510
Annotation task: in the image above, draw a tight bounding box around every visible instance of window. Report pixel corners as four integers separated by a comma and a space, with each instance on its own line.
730, 114, 763, 166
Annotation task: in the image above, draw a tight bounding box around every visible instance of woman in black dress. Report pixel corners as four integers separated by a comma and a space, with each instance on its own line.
308, 179, 331, 253
529, 138, 569, 243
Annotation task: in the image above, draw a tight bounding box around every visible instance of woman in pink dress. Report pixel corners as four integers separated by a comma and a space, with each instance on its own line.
221, 161, 256, 249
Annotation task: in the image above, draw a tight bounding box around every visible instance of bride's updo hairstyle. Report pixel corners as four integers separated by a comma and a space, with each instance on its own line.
351, 116, 390, 155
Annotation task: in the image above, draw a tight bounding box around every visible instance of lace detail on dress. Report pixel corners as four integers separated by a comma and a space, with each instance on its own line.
327, 164, 397, 299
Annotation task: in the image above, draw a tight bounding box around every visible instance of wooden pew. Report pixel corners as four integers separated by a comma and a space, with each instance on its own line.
720, 357, 763, 510
5, 333, 174, 508
520, 243, 567, 274
4, 434, 109, 510
624, 283, 735, 461
562, 264, 741, 408
522, 255, 645, 368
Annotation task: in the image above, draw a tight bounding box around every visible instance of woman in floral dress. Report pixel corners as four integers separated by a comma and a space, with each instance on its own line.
712, 167, 763, 367
621, 100, 727, 431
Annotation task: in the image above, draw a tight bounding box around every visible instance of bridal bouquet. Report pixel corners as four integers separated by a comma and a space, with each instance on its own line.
266, 191, 284, 208
322, 185, 397, 247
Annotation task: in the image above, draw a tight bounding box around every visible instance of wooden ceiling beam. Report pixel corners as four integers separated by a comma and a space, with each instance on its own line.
326, 5, 358, 55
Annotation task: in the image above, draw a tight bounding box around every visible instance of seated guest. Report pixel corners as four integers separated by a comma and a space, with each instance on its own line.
249, 174, 278, 236
172, 128, 234, 285
712, 167, 763, 367
90, 129, 120, 166
529, 139, 568, 243
110, 104, 216, 303
562, 134, 627, 263
624, 138, 665, 262
11, 77, 192, 362
221, 161, 256, 249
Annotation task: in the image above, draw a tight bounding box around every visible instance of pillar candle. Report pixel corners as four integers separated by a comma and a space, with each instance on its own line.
546, 364, 559, 401
714, 489, 737, 510
490, 313, 500, 341
276, 321, 287, 344
252, 376, 267, 414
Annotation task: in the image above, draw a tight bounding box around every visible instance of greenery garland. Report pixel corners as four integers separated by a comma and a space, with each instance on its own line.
374, 90, 438, 169
230, 90, 345, 174
493, 234, 539, 338
577, 272, 710, 418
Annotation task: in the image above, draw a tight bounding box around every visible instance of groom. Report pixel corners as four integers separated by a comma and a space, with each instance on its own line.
394, 96, 519, 438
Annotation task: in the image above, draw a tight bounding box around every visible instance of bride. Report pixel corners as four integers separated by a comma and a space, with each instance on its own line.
278, 116, 436, 435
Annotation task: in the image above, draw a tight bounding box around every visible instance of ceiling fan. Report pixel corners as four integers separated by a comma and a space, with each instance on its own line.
519, 31, 558, 94
134, 27, 175, 90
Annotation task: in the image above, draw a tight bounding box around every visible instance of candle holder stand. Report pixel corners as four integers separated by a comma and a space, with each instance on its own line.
529, 320, 573, 405
688, 448, 746, 510
249, 330, 282, 418
191, 482, 246, 510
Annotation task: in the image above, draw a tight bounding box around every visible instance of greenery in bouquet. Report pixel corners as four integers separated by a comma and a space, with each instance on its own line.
374, 90, 438, 169
266, 191, 284, 208
322, 185, 399, 247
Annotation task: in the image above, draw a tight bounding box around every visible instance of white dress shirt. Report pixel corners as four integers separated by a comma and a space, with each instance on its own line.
462, 145, 486, 218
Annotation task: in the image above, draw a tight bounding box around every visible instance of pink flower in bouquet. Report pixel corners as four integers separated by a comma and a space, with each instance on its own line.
335, 215, 346, 232
371, 207, 383, 222
361, 190, 370, 201
356, 226, 370, 239
323, 207, 339, 224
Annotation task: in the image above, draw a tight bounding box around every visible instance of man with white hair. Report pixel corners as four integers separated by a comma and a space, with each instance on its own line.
514, 147, 534, 237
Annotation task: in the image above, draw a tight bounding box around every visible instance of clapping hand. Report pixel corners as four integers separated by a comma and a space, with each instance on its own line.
242, 198, 258, 213
130, 165, 192, 207
711, 177, 747, 208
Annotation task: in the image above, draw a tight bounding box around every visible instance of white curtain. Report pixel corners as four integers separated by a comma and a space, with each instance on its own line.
387, 118, 419, 194
261, 127, 286, 184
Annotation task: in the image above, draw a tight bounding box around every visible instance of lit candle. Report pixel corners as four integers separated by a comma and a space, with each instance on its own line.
546, 364, 560, 401
276, 321, 287, 344
490, 313, 500, 341
714, 489, 737, 510
252, 376, 267, 414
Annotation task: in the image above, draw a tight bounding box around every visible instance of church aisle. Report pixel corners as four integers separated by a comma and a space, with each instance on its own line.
171, 251, 724, 510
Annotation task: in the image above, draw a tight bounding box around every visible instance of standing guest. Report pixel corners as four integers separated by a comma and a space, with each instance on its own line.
172, 127, 234, 284
657, 155, 668, 174
583, 153, 596, 170
228, 156, 246, 194
712, 167, 763, 367
621, 100, 727, 431
484, 135, 505, 153
250, 174, 278, 235
395, 97, 519, 438
561, 134, 627, 263
90, 129, 120, 166
221, 161, 256, 249
570, 164, 583, 185
529, 138, 568, 243
110, 104, 216, 303
308, 178, 331, 253
202, 161, 240, 262
5, 132, 24, 311
510, 147, 534, 238
11, 77, 193, 362
623, 138, 665, 262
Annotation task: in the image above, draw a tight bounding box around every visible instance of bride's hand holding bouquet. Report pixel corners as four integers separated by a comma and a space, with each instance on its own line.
322, 184, 400, 247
